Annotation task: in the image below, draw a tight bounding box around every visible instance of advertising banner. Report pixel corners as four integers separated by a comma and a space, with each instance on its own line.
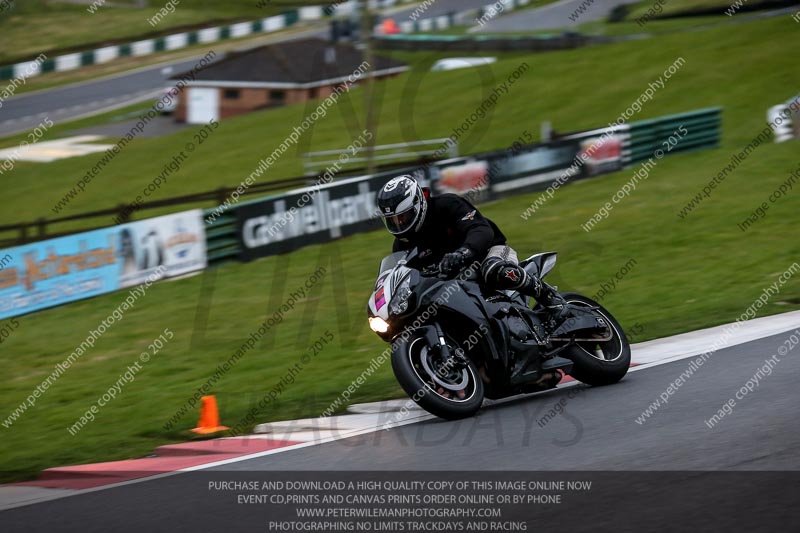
237, 169, 428, 261
488, 140, 581, 194
429, 159, 490, 199
578, 134, 624, 176
238, 140, 599, 263
234, 121, 670, 264
0, 210, 206, 320
118, 210, 207, 288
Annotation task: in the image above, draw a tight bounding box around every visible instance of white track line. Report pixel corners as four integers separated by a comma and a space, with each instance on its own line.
0, 413, 434, 512
631, 309, 800, 367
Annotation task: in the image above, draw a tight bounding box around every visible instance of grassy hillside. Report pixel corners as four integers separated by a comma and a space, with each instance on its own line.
1, 15, 799, 481
5, 15, 800, 229
0, 0, 323, 64
625, 0, 800, 19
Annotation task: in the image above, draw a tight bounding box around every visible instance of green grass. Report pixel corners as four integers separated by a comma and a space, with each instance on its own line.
0, 0, 324, 64
7, 22, 321, 97
625, 0, 799, 19
576, 13, 733, 35
4, 14, 799, 228
1, 15, 800, 481
0, 101, 154, 150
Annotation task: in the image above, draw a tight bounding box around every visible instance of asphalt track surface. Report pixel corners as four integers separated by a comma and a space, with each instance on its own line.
0, 28, 323, 137
472, 0, 640, 33
3, 330, 799, 532
397, 0, 494, 19
0, 0, 490, 137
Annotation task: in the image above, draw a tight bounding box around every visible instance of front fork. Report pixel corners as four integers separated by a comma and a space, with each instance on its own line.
422, 323, 467, 371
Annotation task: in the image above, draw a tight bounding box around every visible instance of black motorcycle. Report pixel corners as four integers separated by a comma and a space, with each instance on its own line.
367, 248, 631, 420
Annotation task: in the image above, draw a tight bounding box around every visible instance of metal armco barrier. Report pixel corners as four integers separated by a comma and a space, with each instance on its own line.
625, 107, 721, 163
205, 211, 239, 264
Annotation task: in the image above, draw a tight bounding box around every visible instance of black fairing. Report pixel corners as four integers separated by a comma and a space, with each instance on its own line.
372, 247, 602, 400
389, 272, 552, 395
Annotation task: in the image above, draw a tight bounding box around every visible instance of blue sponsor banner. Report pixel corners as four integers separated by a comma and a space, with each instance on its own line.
0, 228, 119, 320
0, 209, 206, 320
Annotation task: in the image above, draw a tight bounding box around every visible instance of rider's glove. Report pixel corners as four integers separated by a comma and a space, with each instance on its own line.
439, 247, 473, 277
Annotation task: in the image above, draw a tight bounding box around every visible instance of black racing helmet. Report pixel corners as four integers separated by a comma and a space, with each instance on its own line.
376, 175, 428, 236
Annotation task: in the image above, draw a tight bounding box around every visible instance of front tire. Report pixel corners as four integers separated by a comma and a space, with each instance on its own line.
391, 331, 484, 420
559, 292, 631, 386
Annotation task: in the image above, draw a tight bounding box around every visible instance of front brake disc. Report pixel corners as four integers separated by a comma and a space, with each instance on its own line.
420, 346, 469, 391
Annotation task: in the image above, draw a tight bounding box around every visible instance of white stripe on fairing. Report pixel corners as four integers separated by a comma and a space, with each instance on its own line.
3, 310, 800, 511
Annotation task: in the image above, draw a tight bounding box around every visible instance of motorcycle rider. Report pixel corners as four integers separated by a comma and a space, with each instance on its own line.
376, 175, 573, 325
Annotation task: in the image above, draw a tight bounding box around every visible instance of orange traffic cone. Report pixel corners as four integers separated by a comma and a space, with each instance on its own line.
191, 395, 230, 434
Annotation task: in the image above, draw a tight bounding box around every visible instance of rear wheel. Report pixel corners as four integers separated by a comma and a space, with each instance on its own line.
391, 330, 484, 420
559, 292, 631, 386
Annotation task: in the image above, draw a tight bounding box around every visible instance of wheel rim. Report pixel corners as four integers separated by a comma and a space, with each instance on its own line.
566, 299, 624, 362
407, 337, 478, 404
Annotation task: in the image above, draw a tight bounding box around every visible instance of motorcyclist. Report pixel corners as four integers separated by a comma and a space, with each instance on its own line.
376, 175, 573, 325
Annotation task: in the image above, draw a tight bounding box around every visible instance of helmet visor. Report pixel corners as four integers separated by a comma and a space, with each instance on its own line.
382, 207, 418, 234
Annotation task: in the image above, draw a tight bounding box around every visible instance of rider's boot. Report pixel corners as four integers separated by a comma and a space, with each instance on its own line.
515, 274, 574, 328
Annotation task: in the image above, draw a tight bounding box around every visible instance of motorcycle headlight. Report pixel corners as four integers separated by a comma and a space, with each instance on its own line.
390, 277, 413, 316
369, 316, 390, 333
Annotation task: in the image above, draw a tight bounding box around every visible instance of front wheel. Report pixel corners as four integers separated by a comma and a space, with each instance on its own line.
559, 292, 631, 386
391, 330, 484, 420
